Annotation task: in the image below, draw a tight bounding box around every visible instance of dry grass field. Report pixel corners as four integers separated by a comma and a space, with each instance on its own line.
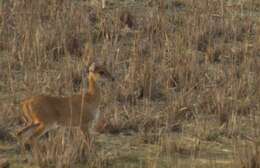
1, 0, 260, 167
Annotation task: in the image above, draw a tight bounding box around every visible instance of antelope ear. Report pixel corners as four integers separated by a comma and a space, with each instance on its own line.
89, 62, 96, 72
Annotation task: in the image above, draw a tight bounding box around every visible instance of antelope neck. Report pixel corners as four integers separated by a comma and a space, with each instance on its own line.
86, 73, 100, 100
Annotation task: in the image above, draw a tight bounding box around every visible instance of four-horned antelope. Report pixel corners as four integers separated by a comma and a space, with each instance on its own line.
16, 62, 114, 148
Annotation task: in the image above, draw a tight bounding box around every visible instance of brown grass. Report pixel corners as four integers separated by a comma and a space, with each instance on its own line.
0, 0, 260, 167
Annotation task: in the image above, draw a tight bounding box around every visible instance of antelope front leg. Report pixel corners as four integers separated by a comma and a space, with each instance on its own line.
80, 126, 94, 150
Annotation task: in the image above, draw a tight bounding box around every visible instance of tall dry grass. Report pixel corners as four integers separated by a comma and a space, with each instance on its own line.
0, 0, 260, 167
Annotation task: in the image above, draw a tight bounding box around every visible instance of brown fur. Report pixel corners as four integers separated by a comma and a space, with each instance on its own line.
17, 63, 114, 147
